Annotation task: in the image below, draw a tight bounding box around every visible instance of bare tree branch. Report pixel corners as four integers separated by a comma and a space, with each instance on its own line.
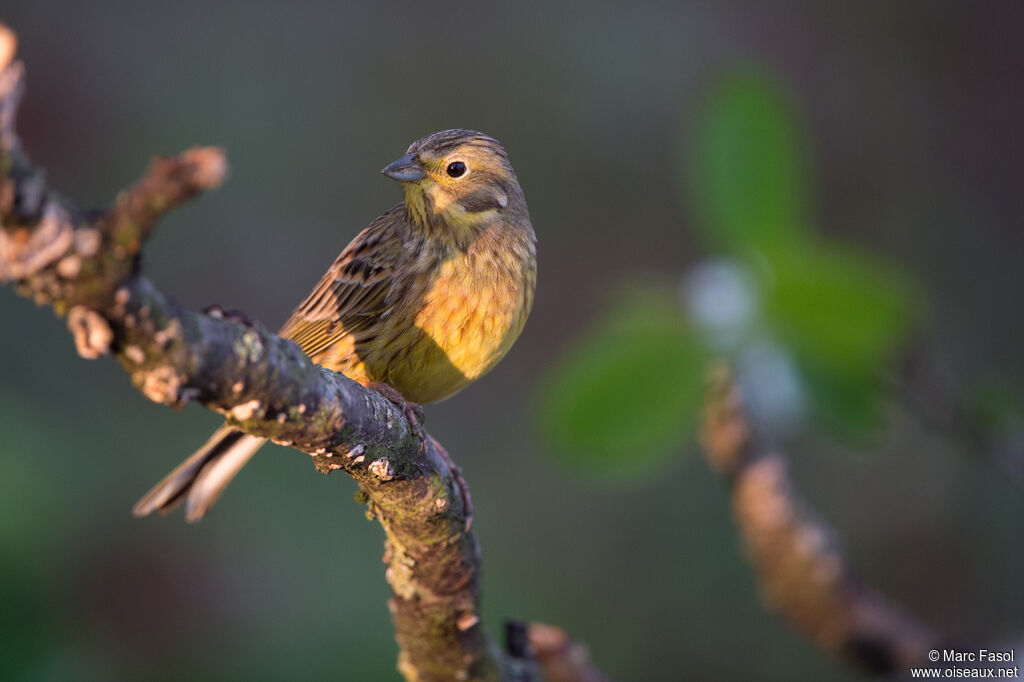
0, 22, 615, 682
0, 22, 524, 682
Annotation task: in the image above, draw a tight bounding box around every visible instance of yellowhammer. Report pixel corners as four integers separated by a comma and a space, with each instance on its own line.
134, 129, 537, 521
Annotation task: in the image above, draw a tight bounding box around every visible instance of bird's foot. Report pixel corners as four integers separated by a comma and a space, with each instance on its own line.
368, 381, 426, 445
365, 383, 471, 529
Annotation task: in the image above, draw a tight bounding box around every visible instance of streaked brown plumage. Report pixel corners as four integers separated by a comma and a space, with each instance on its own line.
134, 129, 536, 521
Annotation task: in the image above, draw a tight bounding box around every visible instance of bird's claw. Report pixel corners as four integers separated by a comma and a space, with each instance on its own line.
366, 383, 471, 528
405, 402, 427, 449
368, 381, 427, 446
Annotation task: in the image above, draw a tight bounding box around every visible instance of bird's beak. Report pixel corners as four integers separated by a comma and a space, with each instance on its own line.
381, 153, 427, 182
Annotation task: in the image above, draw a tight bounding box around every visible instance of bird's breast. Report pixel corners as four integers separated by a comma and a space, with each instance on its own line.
393, 229, 535, 403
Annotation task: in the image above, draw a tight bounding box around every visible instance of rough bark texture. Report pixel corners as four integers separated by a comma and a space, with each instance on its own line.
0, 23, 503, 682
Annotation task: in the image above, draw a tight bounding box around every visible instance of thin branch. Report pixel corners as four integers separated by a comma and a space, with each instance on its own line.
699, 365, 938, 675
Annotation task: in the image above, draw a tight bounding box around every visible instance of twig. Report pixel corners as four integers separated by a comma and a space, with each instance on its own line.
526, 623, 613, 682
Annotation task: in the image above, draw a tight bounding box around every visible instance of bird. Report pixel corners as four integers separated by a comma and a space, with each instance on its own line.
133, 129, 537, 522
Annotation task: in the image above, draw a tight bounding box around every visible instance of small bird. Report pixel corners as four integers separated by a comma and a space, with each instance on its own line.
134, 129, 537, 522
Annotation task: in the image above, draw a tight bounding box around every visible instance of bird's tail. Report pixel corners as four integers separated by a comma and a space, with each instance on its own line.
133, 425, 266, 522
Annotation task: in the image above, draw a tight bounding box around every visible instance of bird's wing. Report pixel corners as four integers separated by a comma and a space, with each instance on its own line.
277, 206, 407, 358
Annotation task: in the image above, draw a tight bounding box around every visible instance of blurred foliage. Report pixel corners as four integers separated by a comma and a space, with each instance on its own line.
688, 73, 810, 253
764, 245, 916, 433
539, 292, 707, 473
543, 70, 920, 465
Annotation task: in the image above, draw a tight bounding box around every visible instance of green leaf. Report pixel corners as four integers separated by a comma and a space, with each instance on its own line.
799, 359, 888, 437
763, 246, 918, 433
539, 294, 707, 474
688, 71, 810, 252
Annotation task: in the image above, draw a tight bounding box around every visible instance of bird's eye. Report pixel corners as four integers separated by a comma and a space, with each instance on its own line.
446, 161, 467, 178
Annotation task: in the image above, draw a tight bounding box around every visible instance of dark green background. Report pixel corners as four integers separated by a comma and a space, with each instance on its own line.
2, 2, 1023, 680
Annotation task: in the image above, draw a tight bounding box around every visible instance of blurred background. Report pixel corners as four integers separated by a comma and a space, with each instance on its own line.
2, 2, 1024, 680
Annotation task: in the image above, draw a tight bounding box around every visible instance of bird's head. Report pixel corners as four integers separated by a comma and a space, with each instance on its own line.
381, 129, 526, 242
